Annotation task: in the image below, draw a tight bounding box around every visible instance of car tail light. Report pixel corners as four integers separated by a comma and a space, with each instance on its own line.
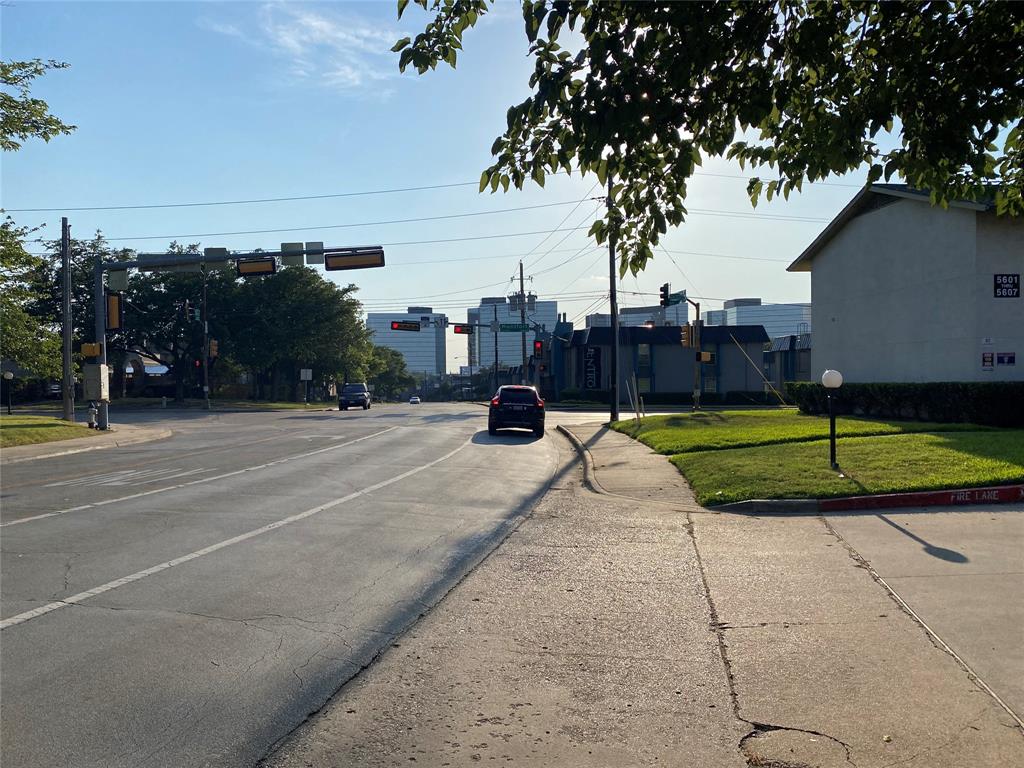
536, 398, 544, 408
490, 397, 500, 407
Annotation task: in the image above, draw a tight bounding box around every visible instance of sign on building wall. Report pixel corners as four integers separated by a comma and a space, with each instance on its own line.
982, 352, 995, 371
583, 347, 602, 390
997, 352, 1016, 366
993, 274, 1020, 298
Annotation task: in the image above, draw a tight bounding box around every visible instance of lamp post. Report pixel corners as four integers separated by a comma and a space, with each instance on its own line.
821, 369, 843, 470
3, 372, 13, 415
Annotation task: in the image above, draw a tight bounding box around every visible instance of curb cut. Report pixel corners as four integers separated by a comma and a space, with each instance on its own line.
1, 427, 173, 465
716, 483, 1024, 515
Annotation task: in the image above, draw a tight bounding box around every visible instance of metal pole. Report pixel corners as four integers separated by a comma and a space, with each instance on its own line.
519, 261, 527, 384
607, 176, 620, 422
93, 253, 109, 430
493, 304, 499, 393
202, 266, 210, 410
61, 218, 74, 421
693, 302, 701, 411
829, 393, 838, 469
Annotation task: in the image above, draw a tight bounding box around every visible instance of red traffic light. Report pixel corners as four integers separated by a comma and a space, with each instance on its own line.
391, 320, 421, 332
453, 324, 474, 335
533, 340, 543, 355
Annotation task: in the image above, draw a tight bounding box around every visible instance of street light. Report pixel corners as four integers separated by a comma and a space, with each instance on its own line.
3, 371, 13, 415
821, 369, 843, 470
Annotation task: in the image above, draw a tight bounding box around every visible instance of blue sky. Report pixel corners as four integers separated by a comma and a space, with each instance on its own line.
4, 1, 868, 371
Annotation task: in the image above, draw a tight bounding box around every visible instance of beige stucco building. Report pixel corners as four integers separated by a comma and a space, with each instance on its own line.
788, 185, 1023, 383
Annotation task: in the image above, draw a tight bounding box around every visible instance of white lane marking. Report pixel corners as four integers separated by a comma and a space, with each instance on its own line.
0, 436, 470, 631
45, 467, 214, 488
0, 427, 399, 529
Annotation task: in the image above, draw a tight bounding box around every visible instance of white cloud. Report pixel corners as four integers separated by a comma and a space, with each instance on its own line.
198, 2, 401, 95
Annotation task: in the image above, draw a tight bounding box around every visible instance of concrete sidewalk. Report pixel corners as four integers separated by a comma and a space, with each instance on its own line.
0, 423, 172, 465
264, 428, 1023, 767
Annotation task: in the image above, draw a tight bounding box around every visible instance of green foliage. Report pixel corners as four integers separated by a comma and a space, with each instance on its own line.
673, 431, 1024, 505
367, 346, 414, 399
0, 414, 97, 448
612, 409, 989, 455
398, 1, 1024, 273
0, 219, 61, 378
785, 381, 1024, 427
1, 59, 76, 151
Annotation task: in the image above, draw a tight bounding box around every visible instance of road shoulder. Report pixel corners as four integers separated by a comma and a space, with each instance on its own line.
0, 423, 172, 464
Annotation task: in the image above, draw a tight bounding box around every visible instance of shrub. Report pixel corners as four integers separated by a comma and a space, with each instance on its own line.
785, 381, 1024, 427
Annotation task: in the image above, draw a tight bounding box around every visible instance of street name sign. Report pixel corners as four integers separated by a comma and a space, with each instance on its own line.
500, 323, 530, 332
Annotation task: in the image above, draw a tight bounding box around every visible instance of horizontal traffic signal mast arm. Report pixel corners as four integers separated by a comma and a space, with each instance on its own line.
101, 244, 386, 272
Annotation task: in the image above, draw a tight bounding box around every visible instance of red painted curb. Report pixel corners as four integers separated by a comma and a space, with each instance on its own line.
819, 484, 1024, 512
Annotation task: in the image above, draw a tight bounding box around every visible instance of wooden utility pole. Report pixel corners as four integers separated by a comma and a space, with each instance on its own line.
519, 261, 527, 384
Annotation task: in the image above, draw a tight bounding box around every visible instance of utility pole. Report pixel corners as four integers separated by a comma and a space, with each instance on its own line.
61, 217, 75, 422
493, 304, 499, 393
93, 252, 109, 430
607, 177, 620, 422
519, 261, 527, 384
686, 297, 702, 411
201, 265, 210, 410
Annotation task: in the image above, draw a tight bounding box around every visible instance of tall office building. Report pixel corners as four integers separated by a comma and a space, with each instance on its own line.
467, 296, 559, 370
703, 298, 811, 338
366, 306, 447, 377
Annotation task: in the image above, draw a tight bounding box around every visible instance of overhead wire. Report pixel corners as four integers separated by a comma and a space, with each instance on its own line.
5, 169, 859, 213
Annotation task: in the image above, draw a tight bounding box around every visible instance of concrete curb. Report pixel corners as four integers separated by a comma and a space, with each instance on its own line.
1, 426, 173, 465
715, 483, 1024, 515
554, 424, 611, 496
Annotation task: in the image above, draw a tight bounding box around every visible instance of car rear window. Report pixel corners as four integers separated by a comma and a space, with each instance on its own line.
500, 389, 538, 404
343, 385, 368, 394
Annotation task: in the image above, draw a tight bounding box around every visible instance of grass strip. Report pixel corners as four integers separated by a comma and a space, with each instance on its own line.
672, 431, 1024, 506
0, 414, 100, 448
613, 410, 991, 455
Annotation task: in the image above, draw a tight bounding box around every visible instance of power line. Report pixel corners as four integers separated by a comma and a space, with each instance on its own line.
99, 199, 591, 242
5, 170, 859, 213
522, 184, 600, 271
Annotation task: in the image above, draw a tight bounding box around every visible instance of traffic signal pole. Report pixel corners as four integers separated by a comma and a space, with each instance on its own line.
202, 265, 210, 410
519, 261, 527, 384
93, 253, 110, 430
61, 217, 75, 422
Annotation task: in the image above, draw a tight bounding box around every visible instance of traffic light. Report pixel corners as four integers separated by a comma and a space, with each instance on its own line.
209, 339, 219, 358
391, 320, 421, 332
324, 246, 385, 271
105, 292, 124, 331
680, 324, 692, 348
659, 283, 671, 307
237, 257, 277, 277
533, 339, 543, 357
192, 307, 201, 322
453, 324, 474, 334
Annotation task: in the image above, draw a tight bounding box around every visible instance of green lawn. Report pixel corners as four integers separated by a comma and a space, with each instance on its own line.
0, 414, 100, 448
675, 431, 1024, 505
612, 410, 990, 454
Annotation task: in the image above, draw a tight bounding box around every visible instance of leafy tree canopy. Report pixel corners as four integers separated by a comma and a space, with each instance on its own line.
395, 0, 1024, 273
1, 59, 76, 151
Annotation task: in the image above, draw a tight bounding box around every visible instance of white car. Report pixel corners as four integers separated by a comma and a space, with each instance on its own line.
409, 396, 421, 404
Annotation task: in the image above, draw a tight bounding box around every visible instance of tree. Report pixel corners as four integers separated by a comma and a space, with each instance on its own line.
0, 219, 61, 378
367, 346, 414, 400
395, 1, 1024, 273
1, 59, 76, 151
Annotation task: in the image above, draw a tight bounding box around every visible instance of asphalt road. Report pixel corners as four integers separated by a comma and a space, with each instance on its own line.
1, 403, 559, 767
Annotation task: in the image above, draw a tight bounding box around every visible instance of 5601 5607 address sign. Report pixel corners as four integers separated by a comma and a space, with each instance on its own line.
994, 273, 1020, 297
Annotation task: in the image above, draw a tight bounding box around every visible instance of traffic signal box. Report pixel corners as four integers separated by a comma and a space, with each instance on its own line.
391, 320, 421, 332
533, 339, 543, 357
452, 324, 474, 334
105, 292, 124, 331
659, 283, 671, 307
680, 324, 692, 347
237, 257, 277, 277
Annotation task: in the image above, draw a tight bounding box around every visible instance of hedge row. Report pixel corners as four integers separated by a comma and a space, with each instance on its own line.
559, 389, 786, 406
784, 381, 1024, 427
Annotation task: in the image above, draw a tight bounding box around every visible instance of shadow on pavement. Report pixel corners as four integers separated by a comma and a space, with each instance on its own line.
471, 429, 542, 445
875, 513, 969, 563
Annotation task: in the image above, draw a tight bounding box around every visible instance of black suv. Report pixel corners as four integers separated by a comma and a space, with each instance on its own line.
488, 385, 545, 437
339, 383, 371, 410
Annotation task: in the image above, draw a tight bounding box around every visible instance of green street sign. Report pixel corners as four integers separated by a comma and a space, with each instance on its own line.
500, 323, 530, 332
667, 291, 686, 306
